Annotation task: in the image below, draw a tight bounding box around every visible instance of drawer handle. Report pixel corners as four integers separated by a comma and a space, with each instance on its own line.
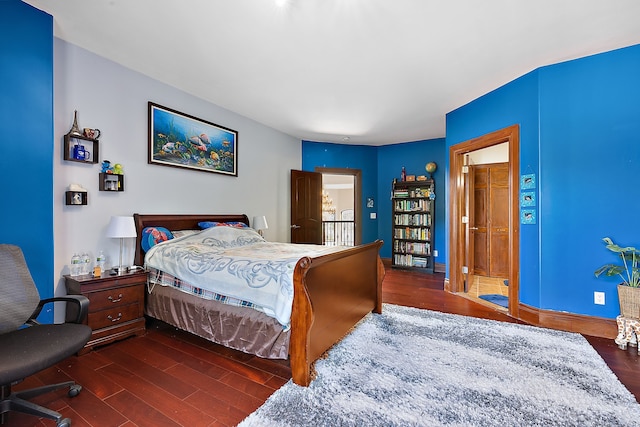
108, 294, 123, 303
107, 313, 122, 322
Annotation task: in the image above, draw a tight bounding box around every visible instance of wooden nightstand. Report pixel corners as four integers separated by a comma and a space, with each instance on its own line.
65, 269, 147, 354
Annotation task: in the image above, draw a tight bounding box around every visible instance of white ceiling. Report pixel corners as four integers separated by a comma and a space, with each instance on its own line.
23, 0, 640, 145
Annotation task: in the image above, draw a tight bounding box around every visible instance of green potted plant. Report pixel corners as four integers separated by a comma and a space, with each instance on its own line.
594, 237, 640, 318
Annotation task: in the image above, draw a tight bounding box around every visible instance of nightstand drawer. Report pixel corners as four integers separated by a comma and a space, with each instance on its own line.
65, 270, 147, 353
89, 303, 141, 330
89, 285, 144, 311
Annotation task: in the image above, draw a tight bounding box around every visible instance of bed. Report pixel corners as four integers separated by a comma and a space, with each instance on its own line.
133, 213, 384, 386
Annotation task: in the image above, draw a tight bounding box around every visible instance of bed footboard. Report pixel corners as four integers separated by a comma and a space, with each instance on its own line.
289, 240, 384, 386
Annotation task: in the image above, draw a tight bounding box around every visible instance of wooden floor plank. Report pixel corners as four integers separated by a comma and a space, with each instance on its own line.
105, 390, 182, 427
216, 372, 279, 401
113, 335, 181, 371
184, 390, 252, 427
99, 345, 197, 400
97, 362, 215, 426
55, 355, 124, 400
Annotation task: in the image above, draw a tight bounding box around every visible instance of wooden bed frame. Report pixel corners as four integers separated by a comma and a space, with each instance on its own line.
133, 213, 385, 386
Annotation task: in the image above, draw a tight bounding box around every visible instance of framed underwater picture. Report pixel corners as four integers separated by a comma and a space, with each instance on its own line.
148, 102, 238, 176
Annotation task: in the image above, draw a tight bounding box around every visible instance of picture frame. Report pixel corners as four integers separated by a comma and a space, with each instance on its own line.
520, 173, 536, 190
520, 191, 536, 207
65, 191, 87, 206
148, 102, 238, 176
521, 208, 536, 224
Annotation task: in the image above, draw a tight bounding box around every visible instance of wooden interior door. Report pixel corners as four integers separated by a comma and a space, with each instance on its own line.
290, 169, 322, 244
470, 163, 509, 277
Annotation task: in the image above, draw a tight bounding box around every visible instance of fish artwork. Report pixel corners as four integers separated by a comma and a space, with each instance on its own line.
189, 135, 208, 151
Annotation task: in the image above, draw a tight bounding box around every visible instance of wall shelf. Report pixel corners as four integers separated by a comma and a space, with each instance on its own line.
99, 173, 124, 192
65, 191, 87, 205
64, 133, 99, 164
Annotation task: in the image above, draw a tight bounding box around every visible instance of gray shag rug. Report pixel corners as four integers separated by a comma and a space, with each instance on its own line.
239, 304, 640, 427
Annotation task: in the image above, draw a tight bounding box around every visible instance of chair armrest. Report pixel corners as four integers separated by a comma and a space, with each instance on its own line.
28, 295, 90, 324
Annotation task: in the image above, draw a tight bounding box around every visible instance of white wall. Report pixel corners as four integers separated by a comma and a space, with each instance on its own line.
467, 142, 508, 164
53, 39, 300, 320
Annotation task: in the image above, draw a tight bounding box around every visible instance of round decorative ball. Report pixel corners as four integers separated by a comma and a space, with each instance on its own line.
425, 162, 437, 174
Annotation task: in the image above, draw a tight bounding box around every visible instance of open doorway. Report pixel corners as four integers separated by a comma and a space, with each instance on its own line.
464, 145, 509, 311
448, 125, 520, 318
315, 167, 362, 246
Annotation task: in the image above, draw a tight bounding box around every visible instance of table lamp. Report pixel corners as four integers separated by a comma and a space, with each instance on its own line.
253, 216, 268, 237
105, 215, 137, 274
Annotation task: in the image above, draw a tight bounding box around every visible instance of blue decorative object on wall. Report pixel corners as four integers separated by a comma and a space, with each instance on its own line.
520, 173, 536, 189
521, 209, 536, 224
520, 191, 535, 207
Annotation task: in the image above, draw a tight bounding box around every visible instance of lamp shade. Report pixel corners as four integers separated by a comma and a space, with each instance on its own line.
252, 216, 268, 231
105, 216, 137, 238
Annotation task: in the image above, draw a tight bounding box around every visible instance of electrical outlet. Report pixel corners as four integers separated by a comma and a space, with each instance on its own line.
433, 250, 438, 257
594, 291, 605, 305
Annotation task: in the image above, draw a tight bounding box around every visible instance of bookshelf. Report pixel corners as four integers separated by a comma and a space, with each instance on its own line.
391, 179, 435, 272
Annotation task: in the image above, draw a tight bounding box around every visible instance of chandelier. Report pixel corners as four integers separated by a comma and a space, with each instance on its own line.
322, 190, 336, 215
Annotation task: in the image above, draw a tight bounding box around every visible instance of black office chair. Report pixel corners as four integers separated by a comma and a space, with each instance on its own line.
0, 244, 92, 427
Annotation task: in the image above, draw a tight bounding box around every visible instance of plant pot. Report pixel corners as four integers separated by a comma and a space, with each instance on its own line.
618, 284, 640, 319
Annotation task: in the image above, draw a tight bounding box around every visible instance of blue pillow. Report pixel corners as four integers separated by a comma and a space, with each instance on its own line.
141, 226, 174, 252
198, 221, 248, 229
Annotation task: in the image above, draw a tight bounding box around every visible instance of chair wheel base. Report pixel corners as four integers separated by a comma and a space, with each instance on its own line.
68, 384, 82, 398
57, 417, 71, 427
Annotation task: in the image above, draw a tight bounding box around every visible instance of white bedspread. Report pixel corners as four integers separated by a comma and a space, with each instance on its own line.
144, 226, 346, 326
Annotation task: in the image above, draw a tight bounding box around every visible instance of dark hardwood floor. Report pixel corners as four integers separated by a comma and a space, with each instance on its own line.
7, 267, 640, 426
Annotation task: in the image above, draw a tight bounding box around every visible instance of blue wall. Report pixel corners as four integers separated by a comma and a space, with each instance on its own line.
376, 139, 446, 260
0, 0, 54, 322
447, 44, 640, 319
301, 138, 445, 260
302, 141, 379, 246
446, 72, 541, 307
537, 44, 640, 317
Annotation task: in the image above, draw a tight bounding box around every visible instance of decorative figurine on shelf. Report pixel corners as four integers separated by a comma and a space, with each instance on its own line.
112, 163, 124, 175
401, 166, 406, 182
68, 110, 83, 137
68, 183, 87, 205
101, 160, 113, 173
83, 128, 101, 139
68, 183, 87, 192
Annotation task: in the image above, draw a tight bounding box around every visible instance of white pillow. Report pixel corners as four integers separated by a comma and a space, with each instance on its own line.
170, 229, 200, 238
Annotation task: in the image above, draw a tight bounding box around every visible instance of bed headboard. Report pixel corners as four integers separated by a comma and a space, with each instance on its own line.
133, 213, 250, 266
